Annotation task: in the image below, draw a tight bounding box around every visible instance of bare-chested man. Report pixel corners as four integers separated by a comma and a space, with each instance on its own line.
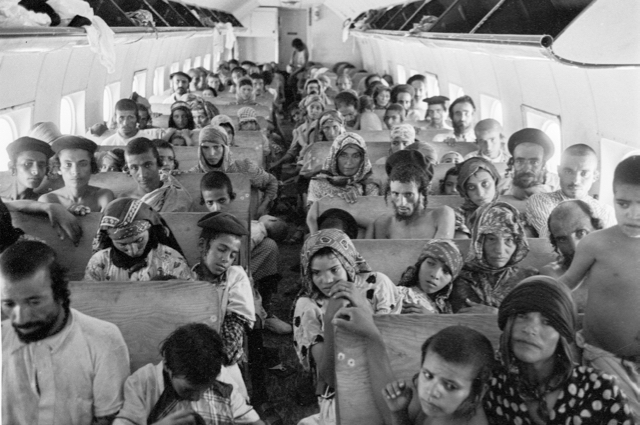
558, 156, 640, 417
366, 163, 455, 239
39, 136, 114, 214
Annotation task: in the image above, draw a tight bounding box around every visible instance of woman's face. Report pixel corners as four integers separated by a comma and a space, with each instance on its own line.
322, 120, 343, 142
100, 156, 120, 172
307, 103, 323, 121
337, 146, 363, 177
310, 253, 348, 297
390, 137, 409, 154
207, 76, 220, 88
157, 147, 176, 172
239, 85, 253, 101
172, 110, 189, 129
511, 312, 560, 367
396, 92, 412, 112
376, 90, 390, 108
418, 257, 452, 294
417, 350, 476, 418
201, 141, 225, 165
441, 153, 462, 164
464, 170, 496, 207
111, 230, 150, 258
442, 175, 458, 195
482, 233, 516, 268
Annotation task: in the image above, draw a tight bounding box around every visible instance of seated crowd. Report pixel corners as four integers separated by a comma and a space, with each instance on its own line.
1, 57, 638, 425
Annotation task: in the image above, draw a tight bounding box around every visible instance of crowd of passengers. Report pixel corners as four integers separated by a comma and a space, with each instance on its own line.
1, 46, 639, 425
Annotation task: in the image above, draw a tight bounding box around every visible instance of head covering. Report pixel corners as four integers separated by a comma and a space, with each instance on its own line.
439, 151, 464, 164
170, 71, 192, 82
300, 229, 371, 299
197, 211, 248, 237
385, 149, 433, 181
423, 95, 449, 106
171, 101, 190, 111
177, 94, 198, 103
456, 157, 500, 213
0, 198, 24, 254
399, 239, 463, 285
317, 208, 359, 240
319, 111, 344, 127
319, 132, 373, 186
507, 128, 554, 162
300, 94, 325, 110
28, 122, 62, 144
51, 135, 98, 155
92, 198, 184, 270
101, 149, 126, 171
197, 126, 232, 173
498, 276, 577, 342
7, 137, 54, 162
405, 141, 438, 164
237, 106, 258, 124
466, 201, 529, 272
199, 125, 229, 145
390, 124, 416, 144
211, 115, 236, 135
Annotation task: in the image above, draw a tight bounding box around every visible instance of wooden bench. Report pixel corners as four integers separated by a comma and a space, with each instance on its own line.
149, 115, 269, 136
11, 211, 231, 280
300, 142, 390, 177
334, 314, 501, 425
353, 238, 554, 283
354, 129, 450, 143
151, 103, 271, 118
69, 279, 221, 373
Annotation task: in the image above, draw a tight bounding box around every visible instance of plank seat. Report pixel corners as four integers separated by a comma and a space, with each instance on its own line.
151, 103, 271, 118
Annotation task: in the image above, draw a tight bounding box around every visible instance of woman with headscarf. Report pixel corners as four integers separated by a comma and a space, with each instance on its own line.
211, 115, 236, 146
451, 201, 538, 314
375, 123, 417, 165
311, 110, 346, 145
454, 157, 501, 238
307, 132, 379, 208
189, 125, 277, 216
293, 229, 398, 425
396, 239, 463, 314
163, 102, 196, 146
99, 148, 126, 172
85, 198, 192, 282
485, 276, 635, 424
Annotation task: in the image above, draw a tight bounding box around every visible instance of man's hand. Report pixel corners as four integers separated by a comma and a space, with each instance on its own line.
46, 203, 82, 245
152, 410, 197, 425
68, 204, 91, 216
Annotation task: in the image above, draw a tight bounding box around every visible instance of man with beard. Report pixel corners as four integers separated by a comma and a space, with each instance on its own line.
366, 152, 455, 239
526, 144, 615, 237
432, 95, 476, 142
1, 240, 129, 425
161, 71, 192, 104
101, 99, 164, 146
498, 128, 560, 201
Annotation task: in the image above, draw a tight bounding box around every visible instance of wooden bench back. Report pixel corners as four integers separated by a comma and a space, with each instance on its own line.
353, 238, 554, 283
69, 280, 221, 372
151, 103, 271, 118
335, 314, 501, 425
11, 212, 228, 280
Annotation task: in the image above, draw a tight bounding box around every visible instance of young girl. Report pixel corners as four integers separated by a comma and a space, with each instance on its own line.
164, 103, 196, 146
294, 229, 398, 424
99, 148, 126, 172
396, 240, 463, 314
440, 166, 459, 195
236, 77, 257, 105
454, 157, 500, 238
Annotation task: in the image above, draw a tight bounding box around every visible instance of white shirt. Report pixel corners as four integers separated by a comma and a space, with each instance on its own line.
100, 128, 165, 146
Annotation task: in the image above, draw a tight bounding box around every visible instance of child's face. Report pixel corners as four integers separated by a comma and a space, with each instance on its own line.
239, 85, 253, 101
239, 121, 259, 131
442, 175, 458, 195
307, 103, 323, 121
396, 92, 412, 111
418, 257, 452, 294
337, 77, 351, 91
390, 137, 409, 154
201, 188, 232, 213
201, 234, 242, 276
252, 79, 265, 95
376, 90, 390, 107
207, 76, 219, 88
464, 170, 496, 207
384, 111, 403, 129
111, 230, 150, 258
58, 149, 92, 188
440, 153, 462, 164
171, 135, 186, 146
100, 156, 120, 173
157, 148, 176, 173
202, 89, 215, 98
482, 233, 516, 268
172, 110, 189, 129
192, 109, 210, 129
201, 141, 225, 165
310, 253, 348, 297
614, 183, 640, 238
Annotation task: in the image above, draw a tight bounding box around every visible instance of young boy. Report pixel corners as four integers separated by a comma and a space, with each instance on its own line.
113, 323, 263, 425
558, 155, 640, 417
38, 135, 114, 214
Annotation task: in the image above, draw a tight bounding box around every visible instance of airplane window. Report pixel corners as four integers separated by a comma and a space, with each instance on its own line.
103, 87, 113, 123
0, 116, 16, 171
154, 67, 166, 96
183, 58, 192, 72
171, 62, 180, 74
524, 106, 562, 170
203, 54, 212, 70
396, 65, 407, 84
132, 71, 147, 97
480, 94, 503, 124
425, 72, 440, 96
194, 56, 202, 68
449, 83, 464, 100
60, 97, 75, 135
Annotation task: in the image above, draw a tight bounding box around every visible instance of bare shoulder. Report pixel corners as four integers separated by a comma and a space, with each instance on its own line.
38, 192, 58, 203
539, 262, 562, 279
429, 205, 454, 220
581, 226, 617, 248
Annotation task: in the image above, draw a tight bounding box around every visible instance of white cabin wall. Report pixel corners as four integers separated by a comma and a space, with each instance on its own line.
309, 4, 362, 69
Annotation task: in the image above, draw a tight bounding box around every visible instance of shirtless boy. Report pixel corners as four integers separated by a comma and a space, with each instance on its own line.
558, 156, 640, 416
366, 163, 455, 239
39, 136, 114, 214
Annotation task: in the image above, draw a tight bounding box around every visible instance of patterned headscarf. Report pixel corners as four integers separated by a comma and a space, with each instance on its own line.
211, 115, 236, 138
313, 110, 345, 144
196, 125, 234, 173
466, 202, 529, 272
456, 157, 501, 214
300, 229, 372, 299
316, 132, 373, 187
390, 124, 416, 144
399, 239, 463, 287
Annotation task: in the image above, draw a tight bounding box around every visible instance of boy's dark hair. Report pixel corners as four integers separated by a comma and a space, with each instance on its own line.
241, 60, 256, 67
56, 149, 100, 174
406, 74, 426, 85
199, 171, 236, 205
385, 103, 406, 116
547, 200, 604, 252
168, 106, 195, 130
161, 323, 224, 386
420, 326, 494, 420
115, 98, 139, 118
449, 95, 476, 121
0, 241, 70, 310
439, 166, 459, 194
152, 139, 179, 169
291, 38, 305, 50
384, 163, 430, 206
125, 137, 162, 167
613, 155, 640, 188
249, 73, 263, 82
318, 208, 359, 240
335, 91, 359, 109
231, 67, 247, 77
237, 77, 253, 88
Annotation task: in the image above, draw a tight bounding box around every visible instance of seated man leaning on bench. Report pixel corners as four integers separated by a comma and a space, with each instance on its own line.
367, 151, 455, 239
